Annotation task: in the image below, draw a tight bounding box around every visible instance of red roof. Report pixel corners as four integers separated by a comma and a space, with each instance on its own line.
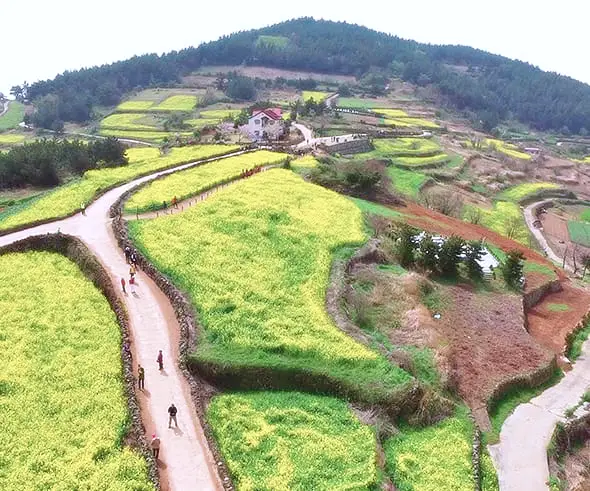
251, 108, 282, 120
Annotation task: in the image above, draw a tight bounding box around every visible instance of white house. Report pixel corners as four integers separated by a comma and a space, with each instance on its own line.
244, 108, 284, 141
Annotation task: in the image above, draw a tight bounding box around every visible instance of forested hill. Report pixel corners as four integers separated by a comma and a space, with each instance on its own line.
25, 17, 590, 134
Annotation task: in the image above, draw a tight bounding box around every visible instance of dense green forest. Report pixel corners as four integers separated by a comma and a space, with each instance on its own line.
23, 18, 590, 134
0, 138, 128, 189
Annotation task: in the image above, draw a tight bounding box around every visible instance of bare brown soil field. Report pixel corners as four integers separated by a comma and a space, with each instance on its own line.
194, 65, 356, 83
440, 284, 553, 408
526, 283, 590, 355
540, 208, 590, 271
561, 444, 590, 491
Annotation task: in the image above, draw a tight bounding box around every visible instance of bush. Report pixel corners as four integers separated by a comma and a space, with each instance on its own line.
465, 240, 484, 280
438, 235, 465, 277
417, 233, 439, 274
420, 188, 464, 217
392, 223, 418, 268
501, 249, 525, 289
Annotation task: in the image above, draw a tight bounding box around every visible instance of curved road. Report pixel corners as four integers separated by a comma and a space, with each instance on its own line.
488, 337, 590, 490
0, 153, 256, 490
523, 199, 570, 270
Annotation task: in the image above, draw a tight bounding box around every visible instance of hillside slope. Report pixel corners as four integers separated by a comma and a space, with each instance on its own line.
26, 17, 590, 134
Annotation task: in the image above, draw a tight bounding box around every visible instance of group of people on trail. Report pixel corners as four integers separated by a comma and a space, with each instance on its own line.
240, 166, 263, 179
162, 196, 180, 210
121, 246, 139, 294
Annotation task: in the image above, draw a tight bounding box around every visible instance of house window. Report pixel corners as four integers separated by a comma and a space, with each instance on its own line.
255, 119, 260, 125
269, 120, 275, 125
254, 130, 260, 136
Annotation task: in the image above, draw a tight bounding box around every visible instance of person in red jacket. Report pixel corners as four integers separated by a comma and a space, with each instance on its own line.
121, 277, 126, 294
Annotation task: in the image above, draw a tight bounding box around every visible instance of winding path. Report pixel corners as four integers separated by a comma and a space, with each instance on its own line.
488, 336, 590, 490
523, 199, 569, 270
0, 152, 260, 490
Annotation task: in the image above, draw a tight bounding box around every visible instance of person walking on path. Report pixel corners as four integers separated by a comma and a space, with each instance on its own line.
138, 365, 145, 390
121, 277, 126, 294
124, 246, 131, 264
150, 434, 161, 459
80, 202, 86, 216
129, 264, 136, 279
157, 350, 164, 371
168, 403, 178, 428
172, 196, 178, 209
129, 274, 136, 294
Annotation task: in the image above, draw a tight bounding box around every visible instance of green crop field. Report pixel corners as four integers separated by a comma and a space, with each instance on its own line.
125, 150, 287, 213
99, 129, 194, 142
153, 95, 197, 112
0, 101, 25, 130
373, 109, 409, 118
383, 117, 440, 129
290, 155, 319, 171
100, 113, 158, 131
208, 391, 377, 490
256, 35, 289, 48
498, 182, 560, 201
351, 197, 402, 219
0, 145, 239, 232
485, 139, 531, 160
568, 221, 590, 247
185, 118, 222, 129
336, 97, 391, 109
130, 170, 412, 403
355, 138, 442, 161
388, 167, 430, 198
464, 202, 529, 244
581, 208, 590, 222
385, 408, 496, 491
199, 109, 241, 119
393, 154, 451, 168
116, 100, 155, 112
0, 252, 152, 490
302, 91, 331, 102
0, 133, 26, 145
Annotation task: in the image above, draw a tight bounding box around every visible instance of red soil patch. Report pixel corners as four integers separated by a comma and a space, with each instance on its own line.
437, 284, 552, 408
395, 201, 567, 282
527, 283, 590, 355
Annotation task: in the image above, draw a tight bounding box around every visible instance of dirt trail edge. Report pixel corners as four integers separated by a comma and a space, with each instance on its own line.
488, 337, 590, 491
0, 153, 246, 491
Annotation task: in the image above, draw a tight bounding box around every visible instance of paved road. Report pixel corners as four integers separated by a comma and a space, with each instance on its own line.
0, 100, 9, 118
523, 199, 568, 269
292, 122, 366, 150
0, 152, 257, 490
488, 336, 590, 490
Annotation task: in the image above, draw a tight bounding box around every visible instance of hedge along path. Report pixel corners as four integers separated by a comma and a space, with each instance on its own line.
0, 148, 262, 490
124, 150, 288, 214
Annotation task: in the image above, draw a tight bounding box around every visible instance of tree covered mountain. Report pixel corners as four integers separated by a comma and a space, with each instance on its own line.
25, 17, 590, 134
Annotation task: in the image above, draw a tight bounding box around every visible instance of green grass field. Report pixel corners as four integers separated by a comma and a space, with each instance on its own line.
100, 113, 158, 131
372, 109, 409, 118
498, 182, 560, 202
351, 197, 403, 219
256, 35, 289, 48
185, 118, 222, 129
0, 252, 152, 490
198, 109, 241, 119
485, 139, 531, 160
302, 91, 331, 102
99, 129, 194, 142
336, 97, 391, 109
0, 101, 25, 130
388, 167, 430, 198
393, 154, 451, 168
153, 95, 198, 112
568, 220, 590, 247
384, 117, 440, 129
125, 150, 287, 213
385, 408, 488, 491
130, 170, 412, 403
464, 202, 529, 244
116, 100, 155, 112
208, 391, 377, 490
581, 208, 590, 222
0, 133, 26, 145
355, 138, 442, 161
0, 145, 239, 232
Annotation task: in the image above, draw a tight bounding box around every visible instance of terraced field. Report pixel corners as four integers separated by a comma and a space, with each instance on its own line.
0, 133, 26, 145
498, 182, 560, 201
568, 220, 590, 247
302, 91, 332, 102
463, 201, 530, 244
100, 129, 193, 143
100, 113, 159, 131
124, 150, 287, 213
0, 251, 152, 490
208, 391, 377, 490
388, 167, 430, 197
0, 145, 238, 232
153, 95, 198, 112
130, 169, 413, 403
